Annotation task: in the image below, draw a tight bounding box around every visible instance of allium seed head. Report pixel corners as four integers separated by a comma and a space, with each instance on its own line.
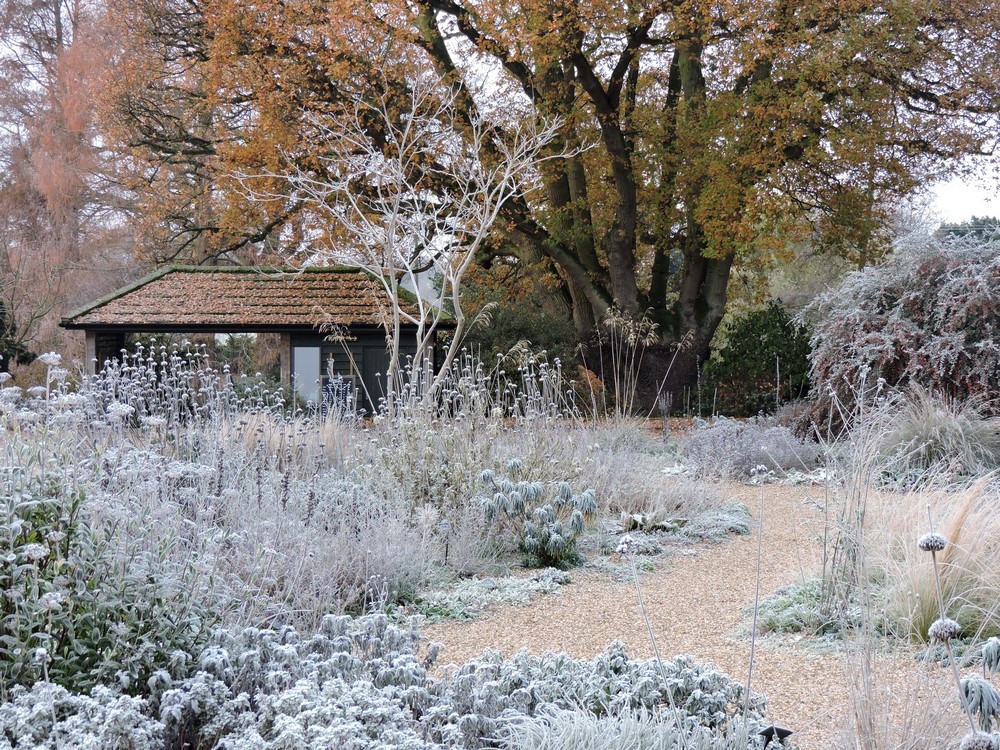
918, 533, 948, 552
960, 733, 998, 750
928, 617, 961, 642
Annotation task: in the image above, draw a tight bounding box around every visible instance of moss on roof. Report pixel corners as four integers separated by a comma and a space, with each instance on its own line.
61, 265, 428, 330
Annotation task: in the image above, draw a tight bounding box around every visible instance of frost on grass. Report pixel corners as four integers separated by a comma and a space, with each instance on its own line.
752, 579, 857, 637
414, 569, 570, 622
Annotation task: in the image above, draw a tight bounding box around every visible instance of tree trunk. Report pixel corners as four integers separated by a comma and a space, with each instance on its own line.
590, 244, 732, 414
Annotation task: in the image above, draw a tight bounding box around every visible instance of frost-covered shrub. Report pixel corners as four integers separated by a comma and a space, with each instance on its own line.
680, 417, 820, 479
567, 425, 682, 516
0, 455, 212, 697
368, 354, 579, 510
753, 579, 851, 636
444, 642, 765, 747
809, 235, 1000, 408
501, 707, 760, 750
680, 504, 753, 541
0, 682, 162, 750
415, 568, 570, 621
0, 612, 770, 750
478, 459, 597, 568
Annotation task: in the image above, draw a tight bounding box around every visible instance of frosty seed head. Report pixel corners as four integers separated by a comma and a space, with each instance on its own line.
616, 534, 635, 555
917, 533, 948, 552
960, 733, 998, 750
928, 617, 961, 642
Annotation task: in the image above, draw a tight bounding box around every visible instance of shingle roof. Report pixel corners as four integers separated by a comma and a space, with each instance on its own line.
61, 266, 422, 331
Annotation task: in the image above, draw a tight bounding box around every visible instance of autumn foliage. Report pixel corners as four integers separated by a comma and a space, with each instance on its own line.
3, 0, 1000, 392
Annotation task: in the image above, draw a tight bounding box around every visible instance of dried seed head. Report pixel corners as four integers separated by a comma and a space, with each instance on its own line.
616, 534, 635, 556
917, 533, 948, 552
928, 617, 961, 642
960, 733, 998, 750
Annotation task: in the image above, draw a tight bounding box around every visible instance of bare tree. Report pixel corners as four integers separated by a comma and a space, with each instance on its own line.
240, 74, 561, 403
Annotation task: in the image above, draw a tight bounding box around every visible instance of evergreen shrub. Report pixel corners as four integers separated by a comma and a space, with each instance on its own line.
701, 300, 811, 417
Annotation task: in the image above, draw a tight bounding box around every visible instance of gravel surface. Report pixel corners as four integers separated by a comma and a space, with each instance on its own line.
423, 482, 964, 749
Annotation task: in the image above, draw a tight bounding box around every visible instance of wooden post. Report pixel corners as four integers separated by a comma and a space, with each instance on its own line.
279, 333, 291, 387
84, 330, 97, 378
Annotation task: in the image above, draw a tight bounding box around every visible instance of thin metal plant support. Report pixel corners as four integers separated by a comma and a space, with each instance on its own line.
745, 478, 766, 720
625, 553, 690, 750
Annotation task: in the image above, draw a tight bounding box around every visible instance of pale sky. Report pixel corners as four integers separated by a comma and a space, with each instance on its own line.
929, 171, 999, 224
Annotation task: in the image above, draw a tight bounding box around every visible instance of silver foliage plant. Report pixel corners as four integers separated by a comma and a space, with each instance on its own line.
679, 416, 819, 480
0, 614, 769, 750
477, 459, 597, 568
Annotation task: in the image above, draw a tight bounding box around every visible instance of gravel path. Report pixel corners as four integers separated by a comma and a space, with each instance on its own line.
423, 483, 873, 749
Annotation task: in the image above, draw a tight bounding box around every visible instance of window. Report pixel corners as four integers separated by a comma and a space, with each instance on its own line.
292, 346, 321, 403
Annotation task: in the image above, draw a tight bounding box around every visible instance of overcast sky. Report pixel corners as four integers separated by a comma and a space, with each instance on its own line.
929, 167, 999, 223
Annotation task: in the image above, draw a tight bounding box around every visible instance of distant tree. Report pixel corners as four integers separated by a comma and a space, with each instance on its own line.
238, 77, 560, 399
99, 0, 301, 266
0, 0, 129, 352
937, 216, 1000, 242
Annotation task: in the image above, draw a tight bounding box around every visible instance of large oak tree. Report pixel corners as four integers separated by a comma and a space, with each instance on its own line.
108, 0, 1000, 399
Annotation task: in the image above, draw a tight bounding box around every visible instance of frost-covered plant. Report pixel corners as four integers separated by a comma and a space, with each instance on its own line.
875, 482, 1000, 642
367, 352, 579, 511
2, 614, 767, 750
85, 341, 290, 427
982, 637, 1000, 676
0, 682, 162, 750
446, 642, 766, 743
961, 676, 1000, 733
753, 578, 851, 637
415, 568, 569, 622
871, 386, 1000, 485
919, 509, 985, 743
680, 417, 820, 479
478, 459, 597, 568
809, 233, 1000, 409
0, 448, 212, 698
680, 504, 753, 541
500, 707, 761, 750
